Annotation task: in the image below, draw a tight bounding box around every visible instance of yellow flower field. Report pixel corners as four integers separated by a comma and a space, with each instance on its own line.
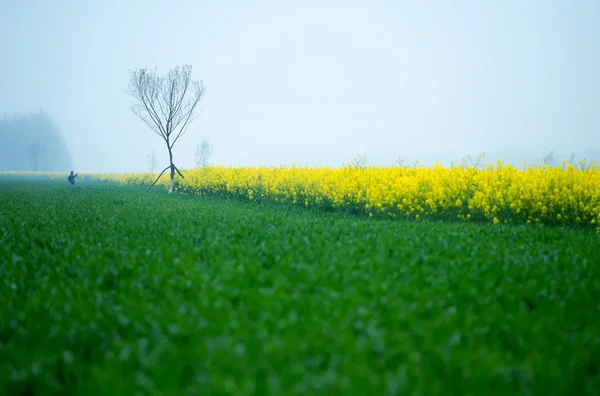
4, 159, 598, 231
114, 160, 600, 232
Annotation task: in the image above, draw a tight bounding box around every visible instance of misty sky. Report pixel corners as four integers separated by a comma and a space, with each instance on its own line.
1, 0, 599, 172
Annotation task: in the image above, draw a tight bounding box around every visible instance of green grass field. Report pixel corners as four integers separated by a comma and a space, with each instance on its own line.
1, 179, 599, 395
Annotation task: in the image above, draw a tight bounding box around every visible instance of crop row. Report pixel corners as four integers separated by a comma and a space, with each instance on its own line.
103, 161, 600, 231
4, 160, 598, 231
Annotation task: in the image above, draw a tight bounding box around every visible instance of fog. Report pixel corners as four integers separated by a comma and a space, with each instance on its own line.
0, 110, 72, 171
1, 0, 599, 172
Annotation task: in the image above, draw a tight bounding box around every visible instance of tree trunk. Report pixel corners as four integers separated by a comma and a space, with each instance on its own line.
168, 145, 175, 194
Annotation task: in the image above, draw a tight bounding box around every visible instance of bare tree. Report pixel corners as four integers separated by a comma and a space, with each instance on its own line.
26, 142, 44, 172
126, 65, 206, 193
195, 138, 214, 168
147, 150, 157, 173
543, 150, 556, 167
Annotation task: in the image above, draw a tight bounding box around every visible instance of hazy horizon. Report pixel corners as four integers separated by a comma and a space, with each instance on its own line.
2, 0, 599, 172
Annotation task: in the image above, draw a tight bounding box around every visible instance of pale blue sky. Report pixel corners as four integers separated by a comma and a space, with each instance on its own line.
1, 0, 599, 171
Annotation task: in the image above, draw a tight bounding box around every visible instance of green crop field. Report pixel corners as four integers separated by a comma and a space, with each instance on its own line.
1, 179, 599, 395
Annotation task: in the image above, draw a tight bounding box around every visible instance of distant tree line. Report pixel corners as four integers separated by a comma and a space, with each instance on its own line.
0, 109, 72, 171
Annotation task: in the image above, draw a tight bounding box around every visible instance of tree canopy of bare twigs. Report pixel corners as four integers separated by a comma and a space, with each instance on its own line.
126, 65, 206, 193
195, 138, 214, 168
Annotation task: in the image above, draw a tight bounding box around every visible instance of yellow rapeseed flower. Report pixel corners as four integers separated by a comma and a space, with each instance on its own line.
103, 159, 599, 229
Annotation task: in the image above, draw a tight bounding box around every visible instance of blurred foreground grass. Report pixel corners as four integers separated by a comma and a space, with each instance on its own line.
0, 179, 599, 395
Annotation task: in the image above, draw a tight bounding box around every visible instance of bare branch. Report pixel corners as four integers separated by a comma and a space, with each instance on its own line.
131, 106, 165, 139
126, 67, 168, 140
170, 82, 206, 149
145, 165, 171, 192
127, 65, 205, 193
173, 165, 185, 179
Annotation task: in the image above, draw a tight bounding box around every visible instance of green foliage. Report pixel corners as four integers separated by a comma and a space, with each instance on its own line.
1, 180, 599, 395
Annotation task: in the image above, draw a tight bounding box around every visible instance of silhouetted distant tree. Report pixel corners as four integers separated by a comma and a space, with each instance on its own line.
126, 65, 206, 193
195, 138, 213, 168
26, 142, 44, 171
147, 150, 157, 173
543, 150, 556, 167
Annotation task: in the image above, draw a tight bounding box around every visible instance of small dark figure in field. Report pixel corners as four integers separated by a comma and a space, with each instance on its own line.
68, 171, 78, 185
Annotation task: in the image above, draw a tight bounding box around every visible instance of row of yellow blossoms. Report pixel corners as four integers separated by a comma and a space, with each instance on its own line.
111, 160, 600, 232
